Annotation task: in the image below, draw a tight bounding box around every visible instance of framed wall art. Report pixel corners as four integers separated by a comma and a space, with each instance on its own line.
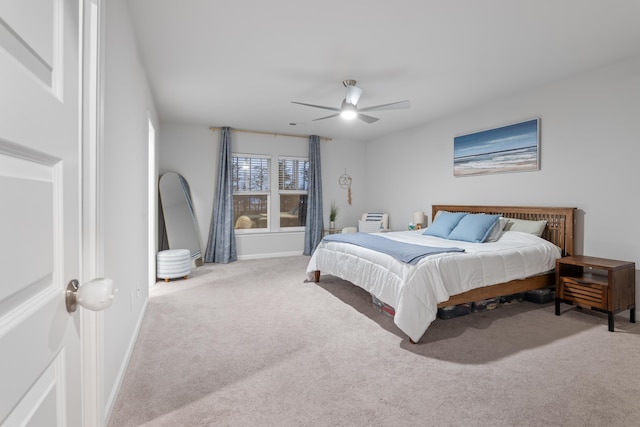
453, 118, 540, 177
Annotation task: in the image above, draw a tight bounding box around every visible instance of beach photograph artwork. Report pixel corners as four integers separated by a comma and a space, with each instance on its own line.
454, 119, 539, 176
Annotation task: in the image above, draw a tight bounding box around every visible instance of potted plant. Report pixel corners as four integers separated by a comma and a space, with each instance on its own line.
329, 202, 338, 229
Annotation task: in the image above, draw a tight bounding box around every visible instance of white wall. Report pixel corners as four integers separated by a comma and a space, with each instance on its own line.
158, 124, 216, 253
366, 55, 640, 270
319, 137, 368, 231
103, 0, 157, 420
159, 126, 367, 259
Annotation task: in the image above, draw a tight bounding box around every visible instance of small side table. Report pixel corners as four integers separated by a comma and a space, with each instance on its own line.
323, 228, 341, 236
555, 255, 636, 331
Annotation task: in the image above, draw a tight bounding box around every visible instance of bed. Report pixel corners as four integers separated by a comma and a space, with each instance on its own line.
307, 205, 575, 342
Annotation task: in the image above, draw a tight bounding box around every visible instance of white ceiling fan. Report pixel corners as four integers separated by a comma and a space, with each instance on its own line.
291, 79, 410, 124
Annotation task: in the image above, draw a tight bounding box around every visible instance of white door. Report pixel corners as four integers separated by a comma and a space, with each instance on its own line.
0, 0, 84, 425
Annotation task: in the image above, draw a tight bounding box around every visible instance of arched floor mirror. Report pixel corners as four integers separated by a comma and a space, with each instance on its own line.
159, 172, 204, 266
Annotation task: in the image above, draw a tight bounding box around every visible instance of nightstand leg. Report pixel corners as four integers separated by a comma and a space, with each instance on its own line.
555, 299, 560, 316
630, 306, 636, 323
607, 312, 614, 332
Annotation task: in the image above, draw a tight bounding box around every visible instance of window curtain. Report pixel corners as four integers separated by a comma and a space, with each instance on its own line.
303, 135, 323, 255
204, 127, 237, 263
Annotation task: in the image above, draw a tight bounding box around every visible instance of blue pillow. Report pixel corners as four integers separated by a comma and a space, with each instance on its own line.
448, 214, 501, 243
422, 212, 467, 238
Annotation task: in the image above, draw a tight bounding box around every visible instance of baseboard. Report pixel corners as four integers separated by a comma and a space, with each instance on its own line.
104, 296, 149, 424
237, 250, 303, 260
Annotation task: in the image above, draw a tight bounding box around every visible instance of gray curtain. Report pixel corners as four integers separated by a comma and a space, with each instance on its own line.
304, 135, 324, 255
205, 127, 237, 263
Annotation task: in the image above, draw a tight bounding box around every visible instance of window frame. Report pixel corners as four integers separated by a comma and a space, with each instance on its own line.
231, 153, 310, 233
232, 153, 271, 233
278, 156, 309, 231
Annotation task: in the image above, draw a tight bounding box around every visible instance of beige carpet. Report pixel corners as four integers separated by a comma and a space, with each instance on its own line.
108, 256, 640, 426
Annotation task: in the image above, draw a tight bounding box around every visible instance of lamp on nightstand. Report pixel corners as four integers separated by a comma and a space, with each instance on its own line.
413, 211, 426, 229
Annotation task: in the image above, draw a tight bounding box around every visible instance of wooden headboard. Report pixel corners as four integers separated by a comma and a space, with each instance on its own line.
432, 205, 576, 256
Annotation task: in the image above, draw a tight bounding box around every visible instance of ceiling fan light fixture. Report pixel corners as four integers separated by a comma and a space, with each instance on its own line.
341, 109, 357, 120
340, 100, 357, 120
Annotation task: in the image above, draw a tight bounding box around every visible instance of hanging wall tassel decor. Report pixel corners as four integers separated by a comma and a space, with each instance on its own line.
339, 169, 352, 205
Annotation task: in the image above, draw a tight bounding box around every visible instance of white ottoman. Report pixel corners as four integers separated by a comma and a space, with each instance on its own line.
157, 249, 191, 282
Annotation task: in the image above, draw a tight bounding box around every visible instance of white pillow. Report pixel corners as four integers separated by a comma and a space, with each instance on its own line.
358, 219, 383, 233
485, 217, 509, 242
503, 218, 547, 237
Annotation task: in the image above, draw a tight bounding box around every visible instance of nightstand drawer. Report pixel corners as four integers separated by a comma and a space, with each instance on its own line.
558, 277, 606, 309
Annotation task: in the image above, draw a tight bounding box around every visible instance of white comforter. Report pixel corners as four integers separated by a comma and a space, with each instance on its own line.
306, 230, 561, 342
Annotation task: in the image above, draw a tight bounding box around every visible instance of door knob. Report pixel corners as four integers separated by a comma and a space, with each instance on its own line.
66, 278, 115, 313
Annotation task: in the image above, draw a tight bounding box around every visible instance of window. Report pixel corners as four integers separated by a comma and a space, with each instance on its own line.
278, 157, 309, 228
232, 154, 309, 231
232, 155, 270, 230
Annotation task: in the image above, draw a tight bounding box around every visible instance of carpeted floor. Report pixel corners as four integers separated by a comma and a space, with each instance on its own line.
108, 256, 640, 426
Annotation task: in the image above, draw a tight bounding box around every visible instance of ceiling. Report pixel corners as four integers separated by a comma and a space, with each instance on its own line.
127, 0, 640, 142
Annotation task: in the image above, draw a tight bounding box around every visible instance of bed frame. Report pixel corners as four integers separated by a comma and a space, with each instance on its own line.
431, 205, 575, 308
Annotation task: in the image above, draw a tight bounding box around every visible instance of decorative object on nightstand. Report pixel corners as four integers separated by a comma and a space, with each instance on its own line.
329, 201, 338, 230
555, 255, 636, 331
413, 211, 426, 229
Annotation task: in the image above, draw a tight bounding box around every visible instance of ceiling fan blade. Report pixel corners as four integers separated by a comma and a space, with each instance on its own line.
356, 113, 379, 124
345, 85, 363, 106
358, 100, 410, 112
291, 101, 340, 112
312, 113, 341, 122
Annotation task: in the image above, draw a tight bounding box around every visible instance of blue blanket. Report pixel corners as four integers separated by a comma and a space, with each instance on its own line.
322, 232, 464, 265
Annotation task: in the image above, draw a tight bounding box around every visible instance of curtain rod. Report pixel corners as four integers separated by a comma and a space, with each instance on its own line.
209, 126, 332, 142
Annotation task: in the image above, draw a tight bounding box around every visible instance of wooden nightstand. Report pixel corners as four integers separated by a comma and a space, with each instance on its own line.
555, 255, 636, 331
